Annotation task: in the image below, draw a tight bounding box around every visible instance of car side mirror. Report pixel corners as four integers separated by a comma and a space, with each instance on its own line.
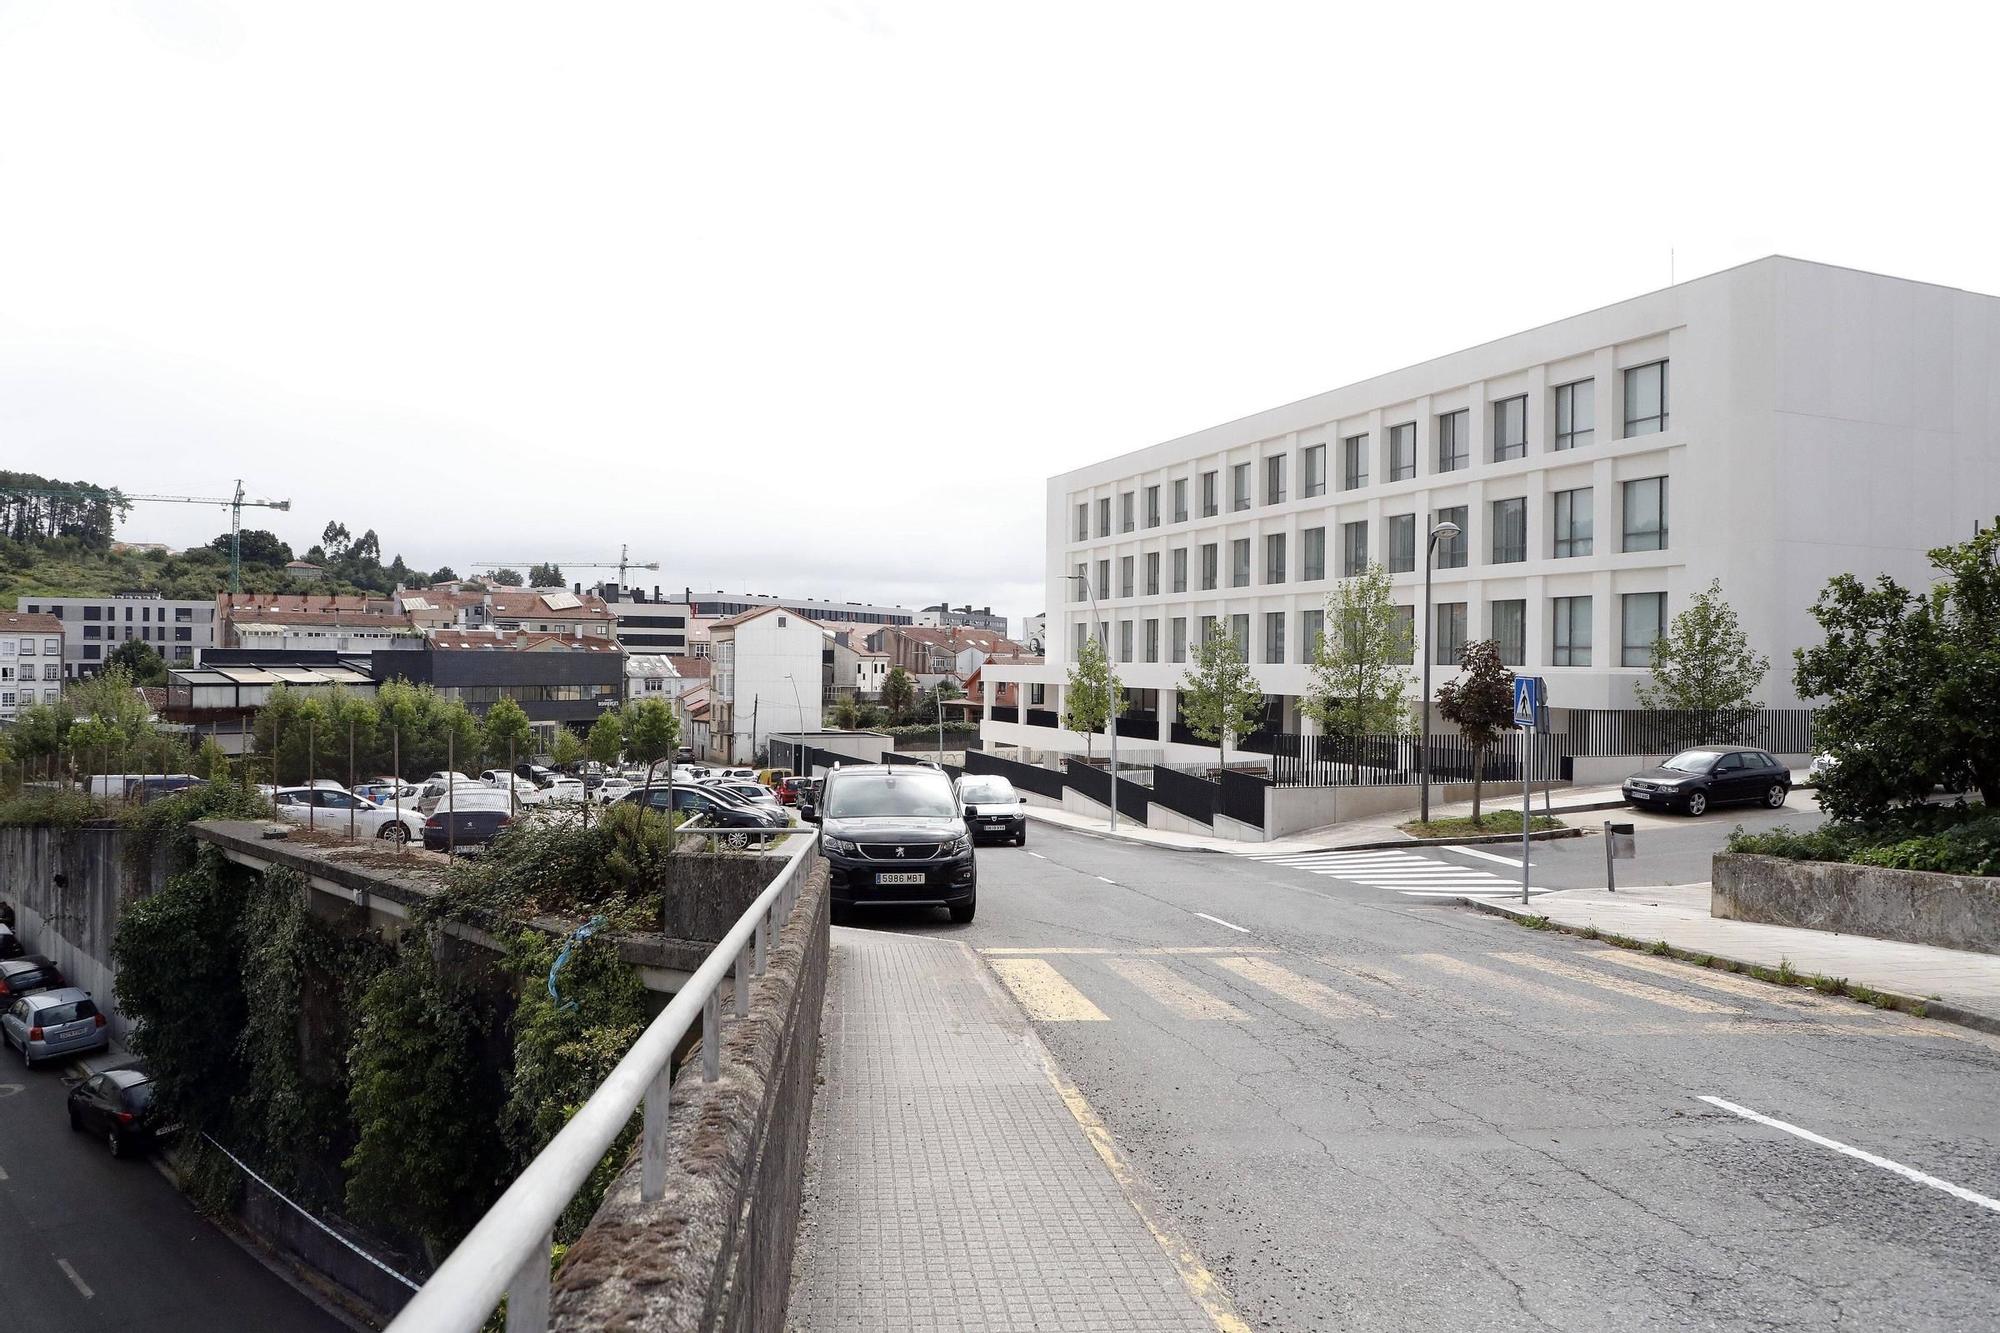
800, 804, 820, 824
963, 806, 975, 820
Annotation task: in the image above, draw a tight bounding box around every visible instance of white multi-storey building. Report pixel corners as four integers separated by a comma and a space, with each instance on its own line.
982, 256, 2000, 760
16, 594, 215, 678
0, 613, 66, 719
708, 606, 828, 763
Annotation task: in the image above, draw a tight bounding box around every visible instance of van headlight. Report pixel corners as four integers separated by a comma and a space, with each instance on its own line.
943, 835, 971, 856
823, 836, 859, 855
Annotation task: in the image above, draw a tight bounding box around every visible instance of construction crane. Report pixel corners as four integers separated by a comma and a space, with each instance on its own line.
468, 543, 660, 589
0, 478, 291, 592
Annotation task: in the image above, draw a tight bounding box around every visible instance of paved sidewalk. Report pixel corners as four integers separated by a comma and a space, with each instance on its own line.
1470, 883, 2000, 1033
788, 928, 1221, 1333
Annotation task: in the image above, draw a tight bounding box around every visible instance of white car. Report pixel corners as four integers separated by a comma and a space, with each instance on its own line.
714, 767, 757, 783
270, 787, 425, 843
594, 777, 634, 804
540, 777, 588, 804
418, 778, 497, 814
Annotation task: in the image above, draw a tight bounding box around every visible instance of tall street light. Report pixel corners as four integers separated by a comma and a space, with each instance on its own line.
1064, 571, 1118, 830
1419, 518, 1462, 825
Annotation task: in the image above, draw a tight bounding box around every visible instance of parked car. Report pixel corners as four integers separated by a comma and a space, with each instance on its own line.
777, 775, 813, 806
715, 766, 757, 783
619, 785, 788, 848
594, 777, 634, 804
423, 791, 515, 852
417, 778, 494, 814
354, 779, 422, 806
0, 955, 68, 1008
0, 924, 22, 960
757, 767, 794, 790
1622, 748, 1792, 817
513, 763, 556, 788
540, 777, 588, 804
131, 775, 206, 804
68, 1066, 176, 1157
956, 775, 1027, 846
3, 988, 107, 1068
0, 898, 12, 929
270, 787, 425, 843
806, 764, 975, 923
706, 780, 785, 812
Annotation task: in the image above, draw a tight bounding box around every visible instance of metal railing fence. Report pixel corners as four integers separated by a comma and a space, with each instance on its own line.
383, 830, 820, 1333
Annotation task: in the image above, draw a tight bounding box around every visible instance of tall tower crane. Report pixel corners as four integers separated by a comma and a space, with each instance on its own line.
0, 478, 291, 592
468, 543, 660, 589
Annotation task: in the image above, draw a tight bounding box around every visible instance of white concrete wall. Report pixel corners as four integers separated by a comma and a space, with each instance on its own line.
718, 614, 827, 762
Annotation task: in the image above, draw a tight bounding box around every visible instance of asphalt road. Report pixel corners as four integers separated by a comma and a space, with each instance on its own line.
0, 1055, 349, 1333
858, 819, 2000, 1331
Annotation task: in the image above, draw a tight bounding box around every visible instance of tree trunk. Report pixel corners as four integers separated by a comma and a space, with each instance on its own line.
1470, 746, 1485, 825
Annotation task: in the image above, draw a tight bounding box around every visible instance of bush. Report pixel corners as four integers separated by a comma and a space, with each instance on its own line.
1728, 805, 2000, 877
0, 787, 109, 828
123, 781, 273, 875
432, 802, 681, 928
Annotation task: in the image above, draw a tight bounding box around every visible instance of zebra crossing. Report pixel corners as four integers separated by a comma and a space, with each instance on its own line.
1248, 846, 1556, 899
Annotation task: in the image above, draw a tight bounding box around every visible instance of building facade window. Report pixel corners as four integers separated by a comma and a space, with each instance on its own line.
1387, 514, 1416, 573
1073, 563, 1088, 601
1341, 434, 1369, 491
1097, 497, 1111, 537
1201, 470, 1219, 517
1145, 551, 1161, 595
1173, 478, 1189, 523
1302, 608, 1324, 663
1553, 488, 1594, 557
1230, 614, 1250, 660
1624, 360, 1668, 436
1304, 443, 1327, 498
1076, 502, 1089, 540
1264, 454, 1286, 505
1622, 591, 1668, 666
1435, 506, 1469, 569
1341, 520, 1369, 577
1096, 558, 1111, 600
1119, 556, 1135, 598
1554, 379, 1594, 450
1434, 602, 1467, 665
1201, 543, 1218, 591
1389, 422, 1417, 481
1302, 526, 1326, 581
1119, 620, 1134, 662
1393, 605, 1416, 663
1230, 538, 1251, 587
1622, 477, 1669, 551
1264, 612, 1286, 664
1491, 599, 1526, 666
1265, 532, 1287, 584
1551, 595, 1592, 666
1172, 547, 1188, 593
1231, 462, 1252, 511
1437, 409, 1469, 472
1490, 497, 1527, 564
1171, 617, 1188, 663
1120, 492, 1136, 533
1199, 614, 1218, 649
1144, 618, 1160, 662
1492, 395, 1527, 461
1145, 485, 1161, 527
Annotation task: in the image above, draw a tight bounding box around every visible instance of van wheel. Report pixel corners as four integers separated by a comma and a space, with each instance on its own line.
108, 1129, 126, 1159
1014, 828, 1027, 847
724, 831, 751, 851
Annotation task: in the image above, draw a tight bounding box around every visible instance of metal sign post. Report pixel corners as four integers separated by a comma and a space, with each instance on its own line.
1512, 677, 1548, 906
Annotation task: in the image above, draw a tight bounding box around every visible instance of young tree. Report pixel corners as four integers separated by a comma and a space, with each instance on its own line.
832, 695, 860, 730
481, 697, 535, 768
1177, 624, 1263, 772
623, 698, 680, 767
587, 711, 626, 767
1062, 633, 1127, 760
526, 562, 564, 587
881, 666, 916, 721
1634, 578, 1770, 736
1303, 563, 1414, 741
489, 567, 525, 587
1795, 521, 2000, 818
195, 735, 233, 783
550, 727, 588, 769
105, 638, 168, 687
1434, 639, 1516, 825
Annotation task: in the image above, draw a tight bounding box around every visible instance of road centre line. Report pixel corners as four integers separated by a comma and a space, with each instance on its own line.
1699, 1096, 2000, 1215
1442, 845, 1530, 867
1096, 875, 1117, 884
56, 1258, 93, 1300
1027, 851, 1046, 859
1193, 912, 1251, 933
981, 946, 1277, 956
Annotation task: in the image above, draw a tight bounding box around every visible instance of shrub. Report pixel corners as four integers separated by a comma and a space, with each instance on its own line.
431, 801, 681, 928
0, 787, 107, 829
1728, 806, 1999, 877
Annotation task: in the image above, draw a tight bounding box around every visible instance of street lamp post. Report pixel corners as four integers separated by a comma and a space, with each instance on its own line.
1065, 572, 1118, 831
1419, 518, 1462, 825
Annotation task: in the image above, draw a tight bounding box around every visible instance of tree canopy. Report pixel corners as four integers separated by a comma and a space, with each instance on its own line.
622, 698, 680, 765
1434, 639, 1515, 823
526, 563, 563, 588
1062, 633, 1127, 759
214, 529, 293, 566
1177, 624, 1262, 770
105, 637, 169, 687
881, 666, 916, 721
1303, 563, 1413, 740
490, 568, 525, 587
1634, 578, 1770, 731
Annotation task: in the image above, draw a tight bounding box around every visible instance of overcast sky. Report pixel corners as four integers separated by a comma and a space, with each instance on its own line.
3, 1, 1994, 635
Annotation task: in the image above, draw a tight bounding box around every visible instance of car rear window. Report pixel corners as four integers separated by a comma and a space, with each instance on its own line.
38, 999, 95, 1024
959, 778, 1015, 802
7, 967, 53, 988
122, 1082, 155, 1111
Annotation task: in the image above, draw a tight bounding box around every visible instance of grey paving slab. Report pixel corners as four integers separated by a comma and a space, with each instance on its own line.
789, 927, 1216, 1333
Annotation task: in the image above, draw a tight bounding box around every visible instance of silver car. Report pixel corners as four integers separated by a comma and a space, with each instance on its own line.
2, 988, 109, 1069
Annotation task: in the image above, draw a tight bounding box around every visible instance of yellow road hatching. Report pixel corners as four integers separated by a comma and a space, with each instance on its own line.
1103, 957, 1251, 1021
1492, 951, 1743, 1015
989, 957, 1110, 1021
1211, 955, 1394, 1021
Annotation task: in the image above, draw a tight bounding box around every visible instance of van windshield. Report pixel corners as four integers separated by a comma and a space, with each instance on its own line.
825, 773, 957, 819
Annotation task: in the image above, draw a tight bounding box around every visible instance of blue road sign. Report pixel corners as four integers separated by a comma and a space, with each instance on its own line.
1513, 676, 1548, 729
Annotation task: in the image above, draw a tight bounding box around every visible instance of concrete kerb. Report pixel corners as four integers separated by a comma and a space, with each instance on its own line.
1457, 894, 2000, 1039
1025, 804, 1592, 856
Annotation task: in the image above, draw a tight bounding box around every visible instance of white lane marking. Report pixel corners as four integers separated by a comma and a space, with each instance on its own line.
1096, 875, 1116, 884
1443, 845, 1529, 868
1027, 851, 1047, 860
1193, 911, 1251, 934
57, 1257, 94, 1299
1699, 1096, 2000, 1215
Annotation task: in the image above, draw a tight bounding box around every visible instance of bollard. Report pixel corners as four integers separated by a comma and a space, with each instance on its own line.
1604, 820, 1635, 891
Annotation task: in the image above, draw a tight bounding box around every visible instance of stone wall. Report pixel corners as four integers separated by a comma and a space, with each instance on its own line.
552, 856, 831, 1333
1714, 853, 2000, 955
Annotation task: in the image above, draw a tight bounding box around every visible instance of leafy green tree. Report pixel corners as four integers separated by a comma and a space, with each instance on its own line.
1434, 639, 1516, 825
551, 727, 588, 769
105, 637, 168, 686
212, 528, 293, 566
881, 666, 916, 721
1795, 521, 2000, 818
1633, 578, 1770, 734
1303, 563, 1413, 740
1176, 624, 1261, 771
430, 565, 457, 585
195, 735, 233, 783
481, 697, 535, 768
832, 695, 860, 730
9, 701, 69, 763
489, 567, 525, 587
586, 711, 625, 767
319, 521, 351, 559
526, 562, 563, 587
1063, 632, 1127, 760
622, 698, 680, 766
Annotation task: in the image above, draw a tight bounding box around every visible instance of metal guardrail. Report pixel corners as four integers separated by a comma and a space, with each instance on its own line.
384, 829, 820, 1333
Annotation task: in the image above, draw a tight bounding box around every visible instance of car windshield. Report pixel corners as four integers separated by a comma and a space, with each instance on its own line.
1660, 749, 1725, 773
959, 778, 1016, 803
825, 773, 958, 819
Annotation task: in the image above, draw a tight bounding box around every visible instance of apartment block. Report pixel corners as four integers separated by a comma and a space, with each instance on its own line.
17, 594, 214, 677
0, 612, 66, 719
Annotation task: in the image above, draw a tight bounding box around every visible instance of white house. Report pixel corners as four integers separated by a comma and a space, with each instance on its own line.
981, 256, 2000, 763
707, 606, 828, 763
0, 613, 66, 720
16, 594, 216, 677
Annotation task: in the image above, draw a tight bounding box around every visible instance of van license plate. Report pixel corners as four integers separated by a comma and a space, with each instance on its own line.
876, 872, 925, 885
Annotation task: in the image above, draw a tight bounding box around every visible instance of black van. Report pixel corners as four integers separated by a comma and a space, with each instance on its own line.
806, 764, 976, 923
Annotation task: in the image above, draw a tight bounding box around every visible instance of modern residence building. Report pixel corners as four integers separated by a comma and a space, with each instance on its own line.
17, 594, 216, 677
0, 613, 66, 720
980, 257, 2000, 762
593, 586, 917, 660
916, 603, 1010, 637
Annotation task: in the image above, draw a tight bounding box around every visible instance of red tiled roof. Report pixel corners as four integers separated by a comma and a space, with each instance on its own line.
483, 591, 614, 621
666, 655, 712, 677
0, 612, 63, 634
709, 604, 826, 631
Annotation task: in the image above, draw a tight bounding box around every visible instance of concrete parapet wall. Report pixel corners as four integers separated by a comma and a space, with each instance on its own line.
552, 857, 831, 1332
1714, 853, 2000, 955
0, 823, 159, 1041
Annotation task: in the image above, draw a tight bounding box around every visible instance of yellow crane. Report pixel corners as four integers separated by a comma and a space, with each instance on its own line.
0, 478, 290, 592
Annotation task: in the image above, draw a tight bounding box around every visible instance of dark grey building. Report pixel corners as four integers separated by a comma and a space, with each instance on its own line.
373, 634, 623, 730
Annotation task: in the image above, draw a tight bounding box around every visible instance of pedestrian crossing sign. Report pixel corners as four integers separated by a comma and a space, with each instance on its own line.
1513, 676, 1548, 730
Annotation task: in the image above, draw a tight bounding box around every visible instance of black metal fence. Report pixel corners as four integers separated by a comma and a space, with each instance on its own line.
963, 748, 1066, 801
1557, 708, 1815, 757
1264, 733, 1534, 787
1150, 765, 1219, 825
1218, 769, 1269, 829
1062, 760, 1151, 825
